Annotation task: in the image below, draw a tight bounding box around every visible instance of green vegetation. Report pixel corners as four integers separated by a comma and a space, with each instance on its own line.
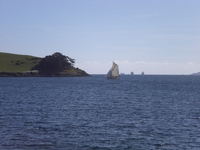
0, 52, 89, 77
32, 52, 75, 75
0, 52, 41, 72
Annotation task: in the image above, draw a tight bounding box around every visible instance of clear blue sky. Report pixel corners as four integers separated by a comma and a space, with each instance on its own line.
0, 0, 200, 74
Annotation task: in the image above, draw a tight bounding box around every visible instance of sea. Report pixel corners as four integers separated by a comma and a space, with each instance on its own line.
0, 75, 200, 150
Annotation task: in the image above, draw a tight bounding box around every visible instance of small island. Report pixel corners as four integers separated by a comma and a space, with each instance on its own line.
0, 52, 90, 77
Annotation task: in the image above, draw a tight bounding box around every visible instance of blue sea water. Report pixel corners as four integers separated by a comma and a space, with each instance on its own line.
0, 75, 200, 150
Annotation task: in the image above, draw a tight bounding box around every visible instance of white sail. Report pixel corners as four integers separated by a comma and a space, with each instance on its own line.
107, 62, 119, 79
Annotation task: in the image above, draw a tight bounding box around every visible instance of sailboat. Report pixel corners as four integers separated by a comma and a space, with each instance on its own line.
106, 62, 120, 79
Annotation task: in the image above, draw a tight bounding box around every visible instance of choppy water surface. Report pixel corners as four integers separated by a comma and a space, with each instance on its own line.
0, 75, 200, 149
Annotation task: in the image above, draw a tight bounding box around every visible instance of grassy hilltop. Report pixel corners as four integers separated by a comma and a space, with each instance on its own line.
0, 52, 41, 72
0, 52, 89, 77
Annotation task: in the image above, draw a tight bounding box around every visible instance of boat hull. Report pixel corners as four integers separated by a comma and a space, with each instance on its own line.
106, 76, 119, 79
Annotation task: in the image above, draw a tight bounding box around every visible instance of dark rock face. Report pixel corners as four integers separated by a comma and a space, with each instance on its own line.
0, 71, 40, 77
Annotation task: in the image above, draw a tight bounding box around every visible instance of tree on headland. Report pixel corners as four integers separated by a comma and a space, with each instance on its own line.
32, 52, 75, 75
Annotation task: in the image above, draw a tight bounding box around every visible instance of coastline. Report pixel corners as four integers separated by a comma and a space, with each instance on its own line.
0, 69, 90, 77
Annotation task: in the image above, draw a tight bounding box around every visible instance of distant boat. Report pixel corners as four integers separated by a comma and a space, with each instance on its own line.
106, 62, 120, 79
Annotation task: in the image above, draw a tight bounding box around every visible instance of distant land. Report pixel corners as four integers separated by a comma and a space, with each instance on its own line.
0, 52, 89, 77
191, 72, 200, 75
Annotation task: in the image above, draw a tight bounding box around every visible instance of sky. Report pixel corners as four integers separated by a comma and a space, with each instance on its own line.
0, 0, 200, 75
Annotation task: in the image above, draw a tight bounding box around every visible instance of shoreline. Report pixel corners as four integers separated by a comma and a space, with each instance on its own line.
0, 70, 90, 77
